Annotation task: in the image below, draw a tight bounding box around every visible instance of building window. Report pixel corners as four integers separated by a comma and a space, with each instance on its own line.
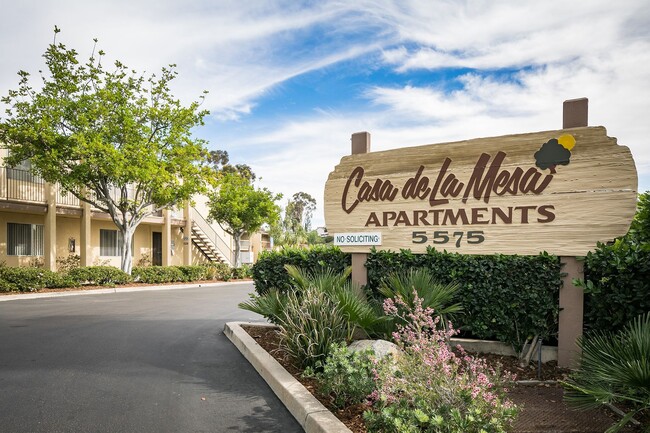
99, 229, 133, 256
7, 223, 44, 256
6, 158, 34, 180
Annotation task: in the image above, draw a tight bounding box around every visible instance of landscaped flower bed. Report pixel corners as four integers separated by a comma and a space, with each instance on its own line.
239, 265, 648, 432
241, 324, 644, 433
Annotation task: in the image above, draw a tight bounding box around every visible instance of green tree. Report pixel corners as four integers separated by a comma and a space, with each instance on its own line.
270, 191, 317, 247
206, 149, 255, 181
207, 172, 281, 267
287, 191, 316, 232
0, 29, 210, 274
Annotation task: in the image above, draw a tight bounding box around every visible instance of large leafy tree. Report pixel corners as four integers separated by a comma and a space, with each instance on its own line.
207, 171, 281, 267
0, 29, 211, 274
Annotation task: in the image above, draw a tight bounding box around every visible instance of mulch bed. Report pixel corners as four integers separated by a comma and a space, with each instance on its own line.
242, 325, 645, 433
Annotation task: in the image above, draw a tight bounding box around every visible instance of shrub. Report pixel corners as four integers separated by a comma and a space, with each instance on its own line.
175, 265, 207, 282
232, 264, 252, 279
68, 266, 132, 286
366, 247, 561, 351
241, 265, 387, 337
56, 254, 81, 273
136, 253, 152, 267
251, 245, 350, 295
0, 267, 51, 292
364, 293, 518, 433
202, 263, 232, 281
131, 266, 184, 284
562, 312, 650, 432
43, 271, 80, 289
305, 342, 377, 409
580, 240, 650, 334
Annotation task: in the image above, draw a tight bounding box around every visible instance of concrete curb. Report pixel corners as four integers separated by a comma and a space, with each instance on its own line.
224, 321, 352, 433
0, 280, 252, 302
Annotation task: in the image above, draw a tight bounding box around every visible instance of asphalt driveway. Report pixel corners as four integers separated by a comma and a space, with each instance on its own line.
0, 283, 302, 433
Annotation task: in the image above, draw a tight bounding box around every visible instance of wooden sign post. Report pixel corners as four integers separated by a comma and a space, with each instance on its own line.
327, 99, 638, 368
558, 98, 587, 367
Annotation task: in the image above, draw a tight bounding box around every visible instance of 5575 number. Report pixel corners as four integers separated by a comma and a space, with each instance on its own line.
412, 230, 485, 247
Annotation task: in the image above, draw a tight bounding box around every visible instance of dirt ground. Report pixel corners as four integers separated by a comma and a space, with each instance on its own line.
243, 325, 644, 433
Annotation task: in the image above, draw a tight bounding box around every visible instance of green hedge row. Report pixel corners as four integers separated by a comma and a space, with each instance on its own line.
365, 247, 561, 349
0, 262, 242, 293
251, 245, 351, 295
251, 246, 561, 349
579, 192, 650, 333
581, 239, 650, 333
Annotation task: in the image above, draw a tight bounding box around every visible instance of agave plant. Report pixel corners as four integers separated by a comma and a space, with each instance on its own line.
276, 286, 354, 368
561, 312, 650, 432
239, 265, 388, 368
378, 268, 462, 333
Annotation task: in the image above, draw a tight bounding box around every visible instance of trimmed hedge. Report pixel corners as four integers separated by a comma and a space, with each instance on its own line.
0, 267, 58, 292
176, 265, 208, 282
0, 263, 236, 293
132, 266, 185, 283
203, 263, 232, 281
579, 192, 650, 333
232, 264, 252, 280
251, 245, 351, 295
251, 246, 560, 349
67, 266, 132, 286
582, 239, 650, 333
365, 247, 561, 350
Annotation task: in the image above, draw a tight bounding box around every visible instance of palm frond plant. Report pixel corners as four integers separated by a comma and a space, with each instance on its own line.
561, 312, 650, 433
284, 264, 351, 292
285, 264, 388, 338
238, 288, 287, 325
378, 268, 462, 334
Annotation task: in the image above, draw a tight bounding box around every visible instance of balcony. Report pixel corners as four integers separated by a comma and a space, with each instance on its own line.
0, 167, 161, 215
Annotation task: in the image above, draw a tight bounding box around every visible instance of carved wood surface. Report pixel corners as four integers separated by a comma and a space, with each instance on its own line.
324, 126, 638, 255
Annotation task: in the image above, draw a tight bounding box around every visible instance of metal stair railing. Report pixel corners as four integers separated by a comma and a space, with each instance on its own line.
191, 207, 234, 265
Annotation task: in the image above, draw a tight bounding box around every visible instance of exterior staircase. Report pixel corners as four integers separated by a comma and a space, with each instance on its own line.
188, 208, 234, 265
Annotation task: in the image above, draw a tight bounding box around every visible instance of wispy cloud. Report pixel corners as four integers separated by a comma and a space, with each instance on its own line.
1, 0, 648, 228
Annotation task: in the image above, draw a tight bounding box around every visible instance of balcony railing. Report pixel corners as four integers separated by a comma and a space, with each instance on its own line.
0, 167, 163, 214
3, 167, 45, 203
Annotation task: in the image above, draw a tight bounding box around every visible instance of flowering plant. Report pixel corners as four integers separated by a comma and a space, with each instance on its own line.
364, 292, 518, 433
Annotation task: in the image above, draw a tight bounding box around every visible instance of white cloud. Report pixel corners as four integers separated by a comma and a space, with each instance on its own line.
2, 0, 649, 229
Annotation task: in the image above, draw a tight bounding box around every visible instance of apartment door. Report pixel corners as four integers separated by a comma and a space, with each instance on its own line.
152, 232, 162, 266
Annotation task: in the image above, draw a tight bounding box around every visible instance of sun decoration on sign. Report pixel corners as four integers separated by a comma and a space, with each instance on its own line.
534, 134, 576, 174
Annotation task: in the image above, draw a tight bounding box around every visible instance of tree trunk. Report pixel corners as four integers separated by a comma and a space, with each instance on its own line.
120, 227, 135, 275
233, 232, 242, 268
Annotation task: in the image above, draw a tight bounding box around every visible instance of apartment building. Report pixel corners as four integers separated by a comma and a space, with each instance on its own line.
0, 151, 271, 270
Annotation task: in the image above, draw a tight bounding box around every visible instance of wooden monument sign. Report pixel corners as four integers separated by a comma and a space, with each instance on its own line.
324, 126, 638, 255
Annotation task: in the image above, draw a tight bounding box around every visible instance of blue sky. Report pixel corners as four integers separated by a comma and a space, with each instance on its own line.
1, 0, 649, 227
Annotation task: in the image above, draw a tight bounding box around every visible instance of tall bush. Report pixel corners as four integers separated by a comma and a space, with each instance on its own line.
366, 247, 561, 351
67, 266, 132, 286
581, 192, 650, 333
251, 245, 350, 295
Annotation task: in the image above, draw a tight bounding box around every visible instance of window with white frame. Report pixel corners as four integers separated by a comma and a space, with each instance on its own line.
7, 223, 44, 256
99, 229, 133, 256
